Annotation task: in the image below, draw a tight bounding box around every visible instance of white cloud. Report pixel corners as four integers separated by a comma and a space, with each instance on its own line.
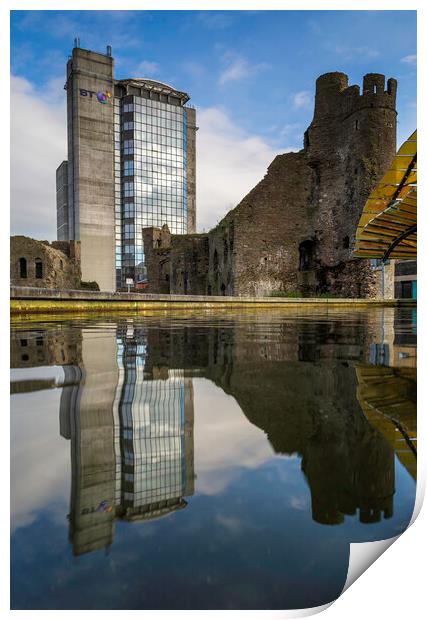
10, 74, 66, 239
197, 11, 233, 30
196, 106, 292, 231
292, 91, 312, 110
136, 60, 160, 76
11, 378, 70, 532
218, 52, 268, 86
193, 378, 274, 495
401, 54, 417, 65
328, 44, 379, 61
10, 75, 293, 239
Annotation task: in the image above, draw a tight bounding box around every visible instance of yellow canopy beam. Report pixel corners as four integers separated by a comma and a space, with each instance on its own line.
354, 130, 417, 260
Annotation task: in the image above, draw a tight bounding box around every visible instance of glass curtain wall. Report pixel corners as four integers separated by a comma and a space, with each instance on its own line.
115, 94, 188, 289
115, 331, 187, 512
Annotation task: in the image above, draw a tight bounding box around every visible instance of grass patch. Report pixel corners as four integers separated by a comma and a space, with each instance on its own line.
269, 291, 304, 298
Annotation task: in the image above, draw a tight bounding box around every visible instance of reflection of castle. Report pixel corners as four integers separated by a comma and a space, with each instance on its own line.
139, 311, 415, 526
58, 326, 195, 556
10, 308, 416, 541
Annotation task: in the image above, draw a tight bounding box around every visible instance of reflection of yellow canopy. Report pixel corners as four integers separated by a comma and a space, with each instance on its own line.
356, 364, 417, 481
354, 130, 417, 260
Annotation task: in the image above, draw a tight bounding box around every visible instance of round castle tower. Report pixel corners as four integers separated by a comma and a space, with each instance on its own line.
301, 71, 397, 293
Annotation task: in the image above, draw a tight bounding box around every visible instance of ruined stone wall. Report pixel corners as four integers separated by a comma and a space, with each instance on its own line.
144, 72, 397, 298
143, 225, 209, 295
10, 236, 81, 289
170, 234, 209, 294
302, 72, 397, 297
142, 226, 172, 293
219, 72, 397, 298
212, 151, 314, 296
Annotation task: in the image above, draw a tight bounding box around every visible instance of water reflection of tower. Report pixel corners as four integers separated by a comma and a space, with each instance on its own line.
59, 324, 194, 556
61, 328, 118, 556
113, 323, 195, 522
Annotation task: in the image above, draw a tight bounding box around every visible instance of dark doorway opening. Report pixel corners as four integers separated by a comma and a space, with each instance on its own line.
299, 240, 315, 271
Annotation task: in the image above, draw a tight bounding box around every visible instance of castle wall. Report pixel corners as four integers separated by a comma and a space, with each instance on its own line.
142, 226, 172, 294
170, 234, 209, 295
144, 71, 398, 298
10, 236, 81, 290
142, 225, 209, 295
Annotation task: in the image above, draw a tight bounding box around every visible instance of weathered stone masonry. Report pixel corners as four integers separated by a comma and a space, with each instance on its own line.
11, 236, 81, 289
144, 72, 397, 297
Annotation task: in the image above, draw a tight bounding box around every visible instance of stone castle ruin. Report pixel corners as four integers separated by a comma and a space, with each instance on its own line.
143, 72, 397, 297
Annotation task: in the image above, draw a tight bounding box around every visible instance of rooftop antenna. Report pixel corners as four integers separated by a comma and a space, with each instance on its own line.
74, 37, 80, 48
106, 45, 112, 57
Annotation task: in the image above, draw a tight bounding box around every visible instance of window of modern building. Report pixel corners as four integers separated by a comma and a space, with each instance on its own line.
123, 160, 134, 176
124, 139, 134, 155
115, 90, 189, 289
35, 258, 43, 279
19, 257, 27, 278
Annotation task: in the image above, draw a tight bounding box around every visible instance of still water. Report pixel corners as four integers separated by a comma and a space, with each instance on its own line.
10, 307, 416, 610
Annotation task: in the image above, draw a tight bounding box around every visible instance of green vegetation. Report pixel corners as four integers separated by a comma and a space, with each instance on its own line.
269, 291, 304, 298
269, 291, 338, 299
80, 281, 100, 291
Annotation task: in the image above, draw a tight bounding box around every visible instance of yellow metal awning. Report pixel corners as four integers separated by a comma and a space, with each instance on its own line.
354, 130, 417, 260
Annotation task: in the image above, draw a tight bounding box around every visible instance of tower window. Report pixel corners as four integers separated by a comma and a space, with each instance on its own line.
19, 257, 27, 278
343, 236, 350, 249
35, 258, 43, 279
355, 119, 359, 130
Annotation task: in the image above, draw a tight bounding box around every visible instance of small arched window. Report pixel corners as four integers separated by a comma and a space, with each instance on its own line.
19, 257, 27, 279
355, 119, 359, 131
35, 258, 43, 279
59, 259, 63, 270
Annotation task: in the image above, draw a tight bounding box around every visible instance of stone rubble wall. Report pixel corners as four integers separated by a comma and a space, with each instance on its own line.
144, 72, 397, 298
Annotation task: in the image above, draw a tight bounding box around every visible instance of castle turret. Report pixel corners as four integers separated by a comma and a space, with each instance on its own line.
303, 71, 397, 276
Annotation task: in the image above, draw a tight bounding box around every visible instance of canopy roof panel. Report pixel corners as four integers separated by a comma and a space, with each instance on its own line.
354, 130, 417, 260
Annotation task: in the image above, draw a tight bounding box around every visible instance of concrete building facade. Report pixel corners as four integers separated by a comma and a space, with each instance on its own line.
57, 44, 196, 292
374, 259, 417, 300
143, 72, 398, 298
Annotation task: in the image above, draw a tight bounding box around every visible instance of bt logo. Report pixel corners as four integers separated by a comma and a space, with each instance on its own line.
79, 88, 112, 103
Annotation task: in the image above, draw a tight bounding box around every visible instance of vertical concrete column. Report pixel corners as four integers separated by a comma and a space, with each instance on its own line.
66, 48, 116, 291
185, 107, 197, 233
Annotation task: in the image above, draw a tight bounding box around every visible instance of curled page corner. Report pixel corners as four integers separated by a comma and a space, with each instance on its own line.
275, 601, 333, 618
341, 474, 424, 598
342, 535, 399, 594
247, 601, 333, 619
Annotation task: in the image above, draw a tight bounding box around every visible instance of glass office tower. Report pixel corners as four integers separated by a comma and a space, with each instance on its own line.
114, 79, 196, 289
57, 46, 196, 292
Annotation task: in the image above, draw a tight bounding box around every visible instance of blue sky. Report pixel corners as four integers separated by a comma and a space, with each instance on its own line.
10, 10, 417, 237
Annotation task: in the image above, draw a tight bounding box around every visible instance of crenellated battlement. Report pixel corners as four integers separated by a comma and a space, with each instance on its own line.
313, 71, 397, 120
